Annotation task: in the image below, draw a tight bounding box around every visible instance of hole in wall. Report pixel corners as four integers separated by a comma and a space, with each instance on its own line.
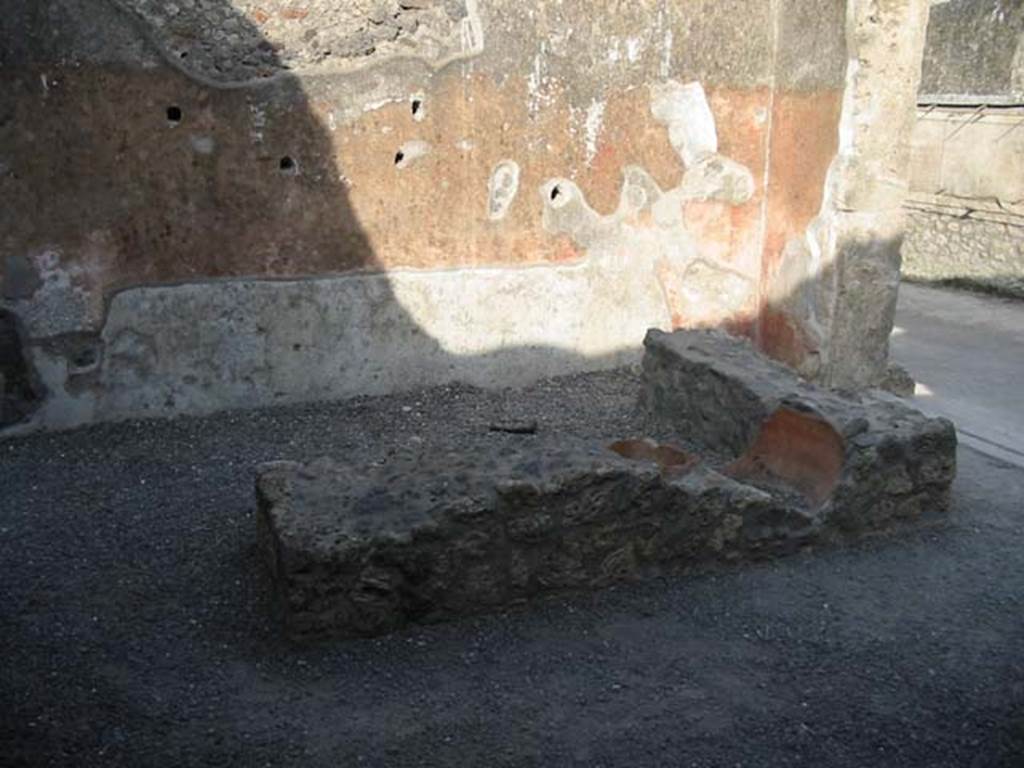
411, 99, 423, 117
393, 141, 429, 170
279, 156, 295, 172
71, 346, 98, 370
544, 180, 573, 209
166, 106, 183, 123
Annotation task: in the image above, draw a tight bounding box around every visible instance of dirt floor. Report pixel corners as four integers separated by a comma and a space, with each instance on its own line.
2, 369, 1023, 767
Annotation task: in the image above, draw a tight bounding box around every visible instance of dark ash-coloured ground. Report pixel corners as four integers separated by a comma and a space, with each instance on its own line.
2, 369, 1022, 767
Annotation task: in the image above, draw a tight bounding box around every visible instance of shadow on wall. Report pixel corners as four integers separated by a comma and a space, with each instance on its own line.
0, 0, 891, 431
2, 0, 399, 427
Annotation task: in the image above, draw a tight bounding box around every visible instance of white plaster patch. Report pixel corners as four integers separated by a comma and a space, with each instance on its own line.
625, 37, 644, 64
650, 80, 718, 167
190, 135, 215, 155
584, 99, 606, 167
527, 45, 553, 119
608, 38, 621, 64
487, 160, 521, 221
249, 102, 267, 145
362, 96, 406, 113
539, 82, 758, 333
460, 0, 485, 56
30, 258, 672, 430
395, 140, 431, 169
660, 28, 673, 78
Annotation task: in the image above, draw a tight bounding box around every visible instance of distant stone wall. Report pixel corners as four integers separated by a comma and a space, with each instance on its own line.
903, 207, 1024, 297
920, 0, 1024, 101
905, 1, 1024, 297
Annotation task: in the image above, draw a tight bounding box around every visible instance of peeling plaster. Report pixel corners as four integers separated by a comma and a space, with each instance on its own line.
395, 140, 431, 170
2, 0, 885, 434
625, 37, 645, 64
583, 99, 606, 166
660, 20, 674, 79
540, 80, 758, 330
5, 78, 767, 433
488, 161, 521, 221
651, 81, 718, 167
527, 45, 554, 120
110, 0, 486, 87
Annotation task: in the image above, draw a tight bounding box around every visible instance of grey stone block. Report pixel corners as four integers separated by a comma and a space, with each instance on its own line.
257, 443, 813, 641
257, 329, 956, 641
640, 329, 957, 533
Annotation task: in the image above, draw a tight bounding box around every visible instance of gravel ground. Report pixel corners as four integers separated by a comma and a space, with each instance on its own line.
1, 369, 1023, 767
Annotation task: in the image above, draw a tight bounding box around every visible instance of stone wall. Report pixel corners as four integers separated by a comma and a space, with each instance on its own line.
921, 0, 1024, 101
903, 205, 1024, 297
904, 2, 1024, 296
0, 0, 930, 431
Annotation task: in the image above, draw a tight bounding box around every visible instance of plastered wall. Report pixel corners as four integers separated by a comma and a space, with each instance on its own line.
0, 0, 929, 430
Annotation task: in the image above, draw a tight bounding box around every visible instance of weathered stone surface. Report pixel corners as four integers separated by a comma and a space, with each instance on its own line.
760, 0, 933, 390
920, 0, 1024, 100
903, 209, 1024, 298
258, 330, 956, 641
881, 363, 916, 398
257, 441, 814, 641
109, 0, 482, 84
641, 329, 957, 533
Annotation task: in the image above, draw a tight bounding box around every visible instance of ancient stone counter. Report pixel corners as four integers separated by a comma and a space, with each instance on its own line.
258, 329, 956, 641
257, 442, 816, 641
640, 329, 957, 533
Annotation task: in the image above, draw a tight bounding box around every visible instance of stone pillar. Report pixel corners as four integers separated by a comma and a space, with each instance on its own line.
820, 0, 933, 389
762, 0, 933, 390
